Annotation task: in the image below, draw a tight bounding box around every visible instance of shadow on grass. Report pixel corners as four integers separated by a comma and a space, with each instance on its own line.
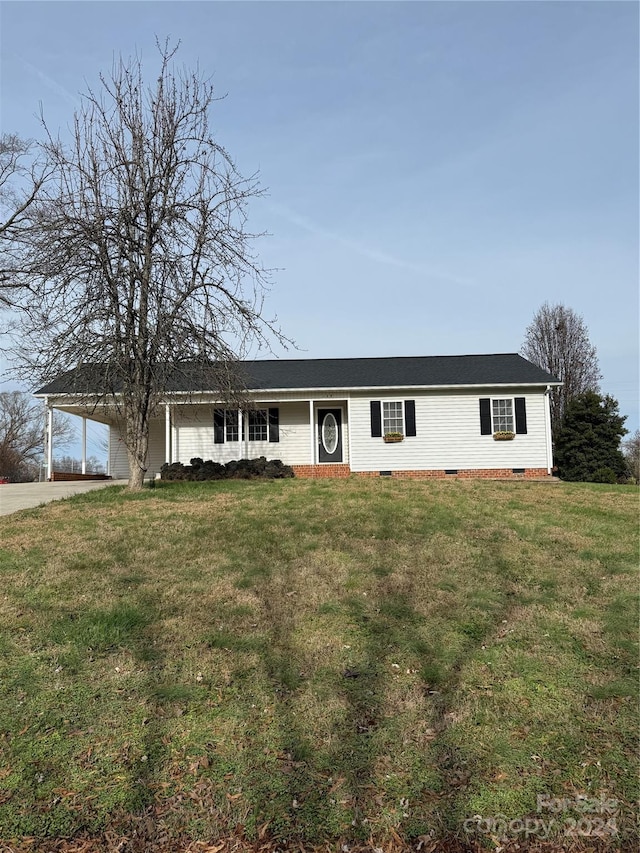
240, 519, 518, 845
0, 591, 174, 840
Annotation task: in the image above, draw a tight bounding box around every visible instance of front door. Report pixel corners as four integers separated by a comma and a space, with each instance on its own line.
317, 408, 343, 463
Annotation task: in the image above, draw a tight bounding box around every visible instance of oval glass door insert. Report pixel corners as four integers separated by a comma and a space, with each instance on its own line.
322, 413, 338, 455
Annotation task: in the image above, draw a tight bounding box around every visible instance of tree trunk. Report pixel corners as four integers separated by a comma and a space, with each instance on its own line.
127, 459, 146, 490
125, 410, 149, 490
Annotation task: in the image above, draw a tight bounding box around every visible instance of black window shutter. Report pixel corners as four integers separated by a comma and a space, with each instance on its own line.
370, 401, 382, 437
268, 408, 279, 442
515, 397, 527, 434
404, 400, 416, 436
241, 411, 245, 442
479, 398, 492, 435
214, 409, 225, 444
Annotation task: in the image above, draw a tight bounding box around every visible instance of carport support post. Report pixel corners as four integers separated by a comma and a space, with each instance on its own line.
47, 404, 53, 481
81, 417, 87, 474
165, 404, 171, 464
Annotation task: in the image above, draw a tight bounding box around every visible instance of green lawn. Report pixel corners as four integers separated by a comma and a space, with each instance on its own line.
0, 478, 637, 850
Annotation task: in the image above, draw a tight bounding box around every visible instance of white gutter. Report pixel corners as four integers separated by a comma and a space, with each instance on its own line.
32, 381, 563, 404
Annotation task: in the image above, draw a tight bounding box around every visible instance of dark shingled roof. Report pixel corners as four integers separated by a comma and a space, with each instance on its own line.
34, 354, 560, 395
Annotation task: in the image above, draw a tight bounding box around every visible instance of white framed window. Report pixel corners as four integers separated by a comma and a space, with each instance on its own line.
225, 410, 239, 442
480, 397, 526, 436
248, 409, 268, 441
492, 398, 514, 433
383, 401, 404, 435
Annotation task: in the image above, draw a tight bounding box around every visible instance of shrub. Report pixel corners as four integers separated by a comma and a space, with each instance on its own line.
160, 456, 294, 481
591, 467, 617, 484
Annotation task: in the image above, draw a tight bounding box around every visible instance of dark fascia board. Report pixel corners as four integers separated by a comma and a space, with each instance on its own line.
33, 353, 562, 396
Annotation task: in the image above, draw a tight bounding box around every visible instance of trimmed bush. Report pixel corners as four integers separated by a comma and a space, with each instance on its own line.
160, 456, 294, 481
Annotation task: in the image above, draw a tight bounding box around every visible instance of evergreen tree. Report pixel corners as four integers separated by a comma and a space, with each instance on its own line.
555, 392, 627, 483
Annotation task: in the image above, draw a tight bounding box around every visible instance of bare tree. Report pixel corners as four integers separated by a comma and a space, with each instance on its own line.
0, 134, 51, 303
622, 429, 640, 483
0, 390, 75, 482
53, 454, 106, 475
521, 302, 602, 440
9, 41, 289, 489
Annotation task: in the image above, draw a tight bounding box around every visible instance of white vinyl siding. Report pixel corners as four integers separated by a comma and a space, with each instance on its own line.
172, 402, 313, 466
109, 418, 166, 480
349, 390, 549, 472
109, 390, 549, 476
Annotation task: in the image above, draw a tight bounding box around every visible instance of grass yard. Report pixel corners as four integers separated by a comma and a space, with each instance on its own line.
0, 478, 637, 852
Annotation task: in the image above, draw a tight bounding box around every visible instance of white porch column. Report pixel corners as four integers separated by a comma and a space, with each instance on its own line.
81, 417, 87, 474
243, 410, 249, 458
107, 427, 111, 477
309, 400, 315, 464
47, 405, 54, 480
165, 404, 171, 464
171, 420, 178, 463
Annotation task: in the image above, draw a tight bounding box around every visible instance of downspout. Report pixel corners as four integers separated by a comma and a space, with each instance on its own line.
544, 386, 553, 475
346, 395, 352, 468
309, 399, 315, 464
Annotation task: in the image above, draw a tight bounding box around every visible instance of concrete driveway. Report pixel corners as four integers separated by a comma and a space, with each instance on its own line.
0, 480, 129, 516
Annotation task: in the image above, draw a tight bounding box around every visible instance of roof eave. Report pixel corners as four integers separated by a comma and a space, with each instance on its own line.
35, 380, 562, 399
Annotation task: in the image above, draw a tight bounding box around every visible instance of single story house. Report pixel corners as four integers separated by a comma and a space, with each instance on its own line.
35, 353, 560, 480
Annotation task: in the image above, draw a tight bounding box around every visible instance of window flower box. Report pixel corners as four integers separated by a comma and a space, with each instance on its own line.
493, 431, 515, 441
383, 432, 404, 443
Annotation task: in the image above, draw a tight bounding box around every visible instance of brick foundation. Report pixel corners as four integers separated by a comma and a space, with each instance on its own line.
292, 465, 551, 480
360, 467, 551, 480
50, 471, 112, 482
292, 464, 352, 478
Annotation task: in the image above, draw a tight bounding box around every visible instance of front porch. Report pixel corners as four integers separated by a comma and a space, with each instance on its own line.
40, 396, 353, 481
160, 398, 352, 477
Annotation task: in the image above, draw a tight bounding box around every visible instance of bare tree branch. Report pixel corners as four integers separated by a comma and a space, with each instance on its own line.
0, 134, 53, 304
0, 390, 75, 482
7, 40, 291, 489
521, 302, 602, 440
622, 429, 640, 482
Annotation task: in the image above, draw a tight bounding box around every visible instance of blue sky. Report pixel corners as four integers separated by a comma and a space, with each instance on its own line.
1, 0, 638, 455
